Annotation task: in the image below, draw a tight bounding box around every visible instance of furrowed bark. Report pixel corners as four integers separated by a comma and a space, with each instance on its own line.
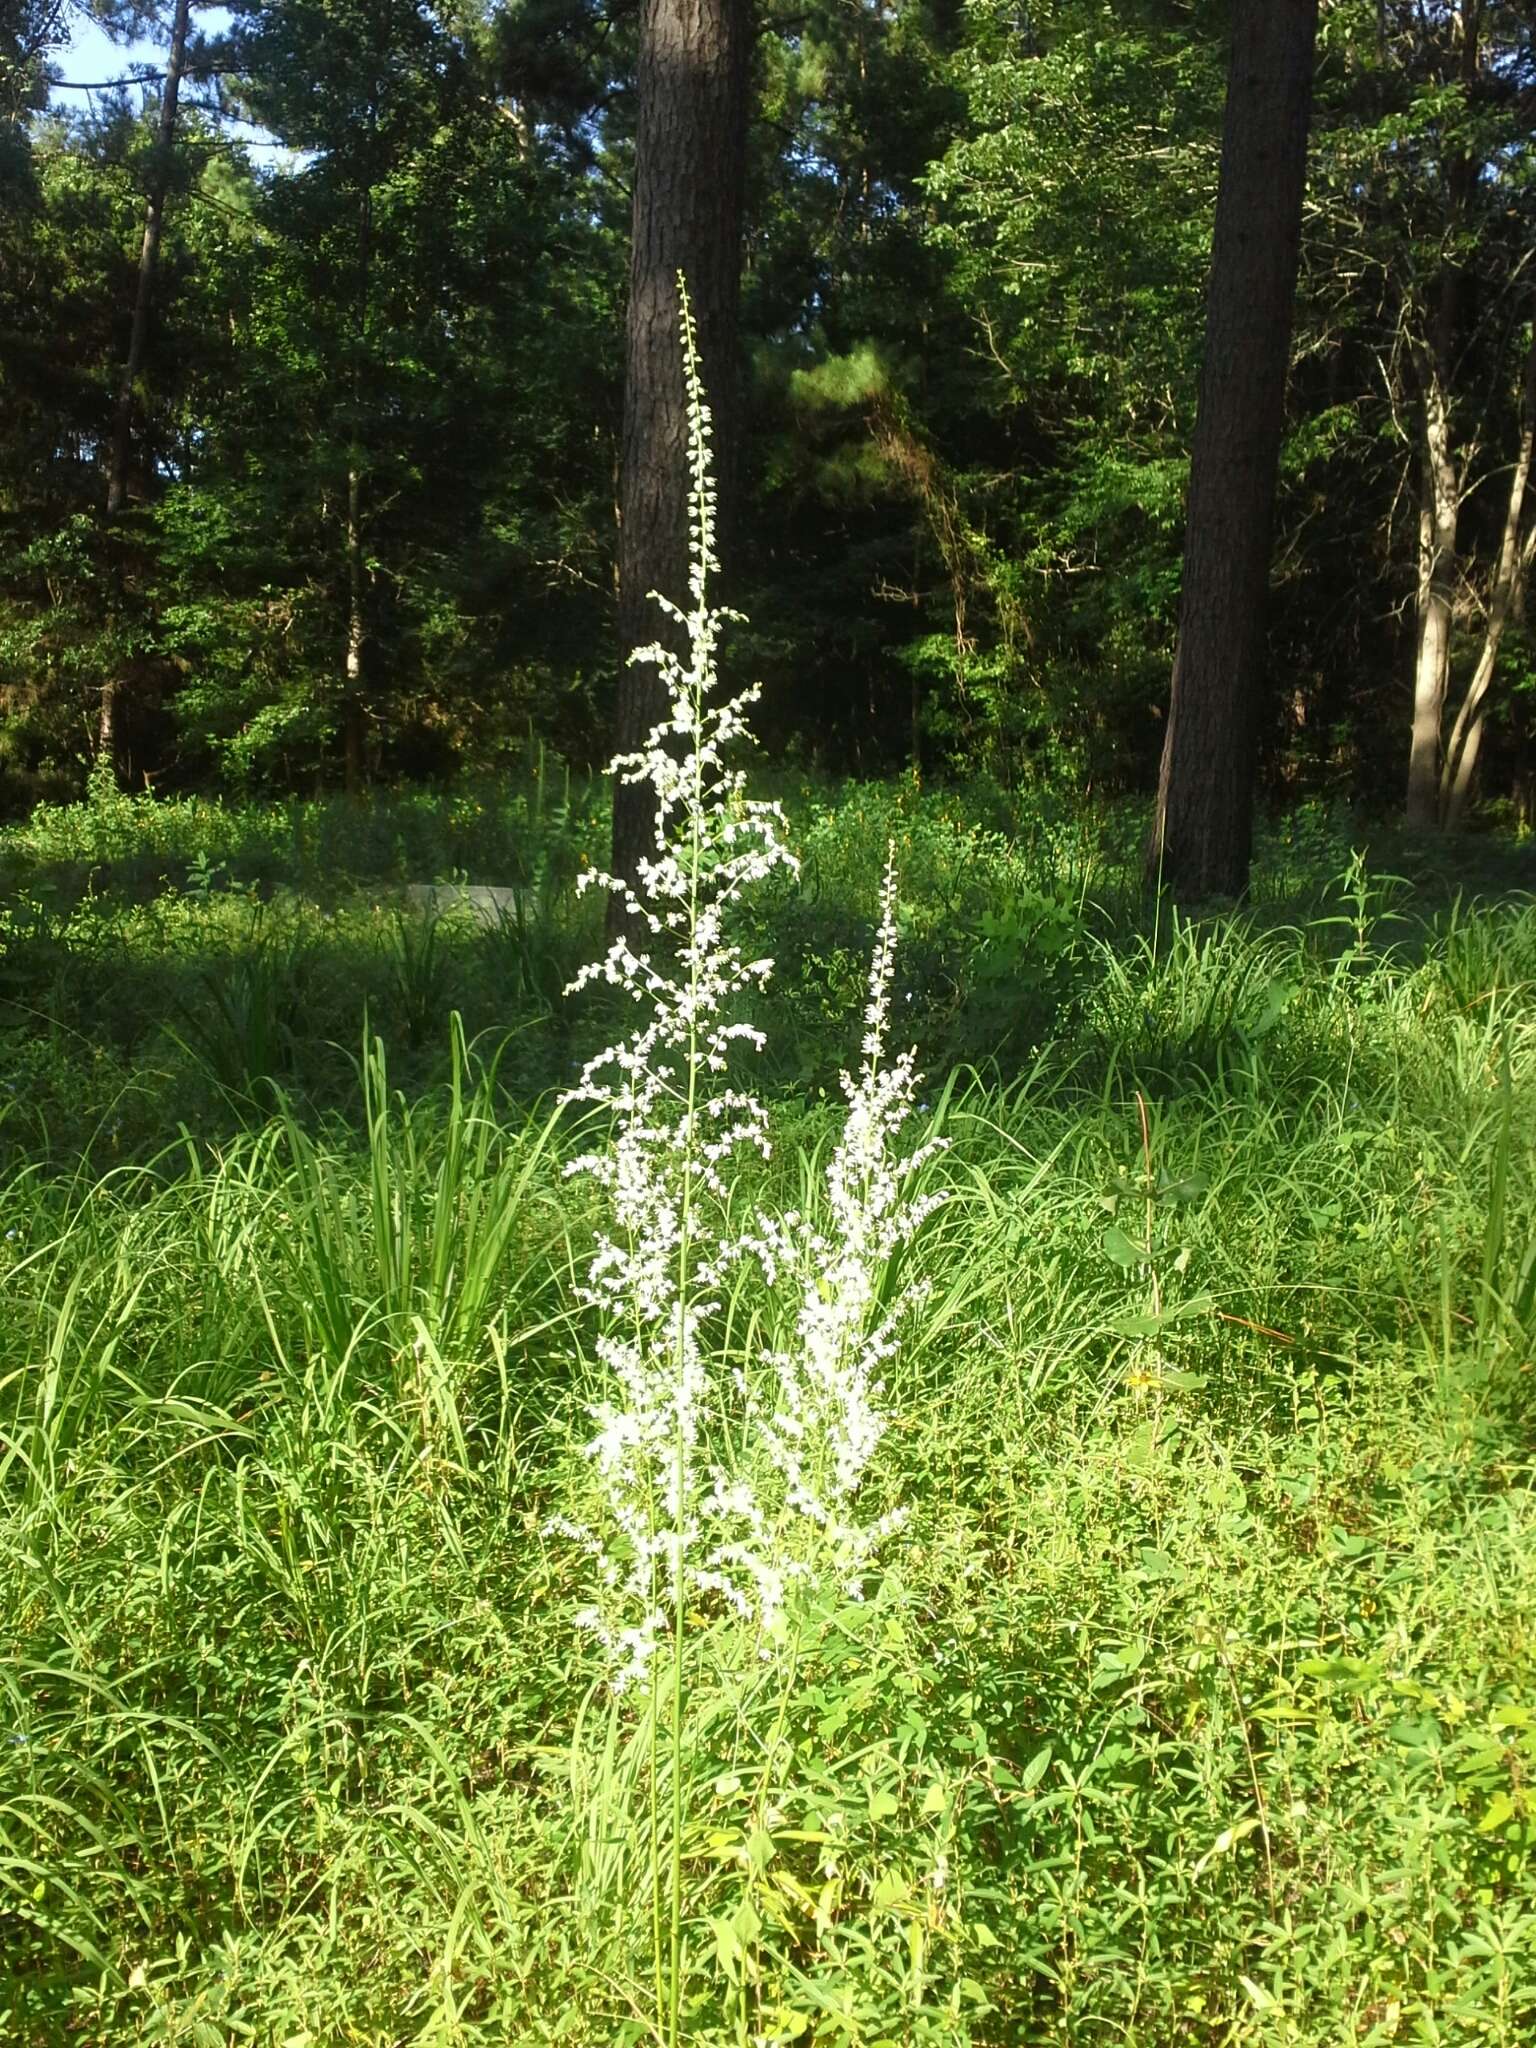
1146, 0, 1319, 902
611, 0, 751, 932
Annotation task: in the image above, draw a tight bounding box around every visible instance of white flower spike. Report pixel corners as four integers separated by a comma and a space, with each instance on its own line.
558, 277, 944, 1691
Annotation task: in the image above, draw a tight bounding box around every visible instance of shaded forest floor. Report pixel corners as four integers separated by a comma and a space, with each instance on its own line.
2, 775, 1535, 2043
2, 767, 1534, 1165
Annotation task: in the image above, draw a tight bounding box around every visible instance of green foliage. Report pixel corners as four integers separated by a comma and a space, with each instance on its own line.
0, 6, 623, 803
167, 907, 310, 1114
6, 0, 1535, 805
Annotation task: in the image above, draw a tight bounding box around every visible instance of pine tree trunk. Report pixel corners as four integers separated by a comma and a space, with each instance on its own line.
1145, 0, 1318, 902
610, 0, 751, 927
100, 0, 191, 779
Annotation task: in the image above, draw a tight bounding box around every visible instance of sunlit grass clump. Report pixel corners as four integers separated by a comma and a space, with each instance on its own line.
3, 968, 1535, 2042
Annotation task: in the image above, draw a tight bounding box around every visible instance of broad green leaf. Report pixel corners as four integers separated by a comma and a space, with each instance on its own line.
1478, 1792, 1517, 1833
1019, 1746, 1053, 1791
1103, 1224, 1146, 1268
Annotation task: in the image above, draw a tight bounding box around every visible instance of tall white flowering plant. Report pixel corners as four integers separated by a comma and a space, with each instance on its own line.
560, 279, 942, 1683
556, 276, 943, 2036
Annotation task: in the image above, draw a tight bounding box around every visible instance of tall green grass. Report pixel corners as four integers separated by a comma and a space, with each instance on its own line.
2, 798, 1535, 2042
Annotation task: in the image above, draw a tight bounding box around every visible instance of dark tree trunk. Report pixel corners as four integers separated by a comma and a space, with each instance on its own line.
106, 0, 190, 520
1145, 0, 1318, 902
610, 0, 751, 924
100, 0, 192, 781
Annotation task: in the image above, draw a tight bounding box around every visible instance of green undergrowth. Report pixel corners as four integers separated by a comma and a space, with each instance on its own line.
1, 786, 1535, 2042
2, 775, 1534, 1170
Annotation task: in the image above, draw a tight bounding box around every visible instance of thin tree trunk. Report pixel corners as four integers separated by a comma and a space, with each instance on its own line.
100, 0, 191, 775
341, 186, 372, 794
610, 0, 751, 927
1440, 325, 1536, 826
1405, 361, 1460, 828
1145, 0, 1319, 902
1404, 2, 1480, 828
105, 0, 190, 520
343, 461, 366, 796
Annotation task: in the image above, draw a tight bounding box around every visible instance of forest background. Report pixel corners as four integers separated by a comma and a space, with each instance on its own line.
7, 10, 1536, 2045
3, 0, 1534, 836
